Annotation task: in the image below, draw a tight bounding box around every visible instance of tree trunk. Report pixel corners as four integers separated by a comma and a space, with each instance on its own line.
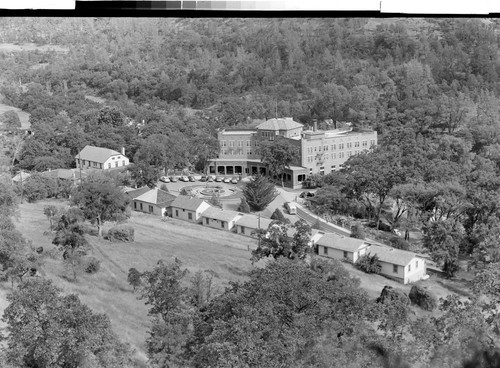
281, 173, 284, 188
97, 216, 102, 237
376, 204, 382, 230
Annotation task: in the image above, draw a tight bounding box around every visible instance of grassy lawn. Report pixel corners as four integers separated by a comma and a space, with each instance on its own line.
7, 199, 476, 365
11, 199, 263, 366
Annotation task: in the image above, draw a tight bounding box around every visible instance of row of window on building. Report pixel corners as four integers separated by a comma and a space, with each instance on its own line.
306, 140, 375, 154
78, 159, 125, 169
134, 202, 154, 213
221, 140, 258, 148
221, 149, 254, 155
306, 150, 368, 163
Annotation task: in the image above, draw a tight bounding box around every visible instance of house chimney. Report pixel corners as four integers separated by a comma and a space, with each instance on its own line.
313, 121, 318, 132
121, 147, 125, 155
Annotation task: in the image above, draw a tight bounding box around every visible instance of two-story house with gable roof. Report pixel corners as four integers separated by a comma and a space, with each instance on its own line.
75, 145, 129, 170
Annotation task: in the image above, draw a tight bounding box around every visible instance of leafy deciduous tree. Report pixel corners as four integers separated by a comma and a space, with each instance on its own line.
2, 278, 132, 368
71, 173, 130, 237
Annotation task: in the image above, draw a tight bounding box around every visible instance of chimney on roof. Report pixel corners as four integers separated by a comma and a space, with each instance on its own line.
313, 121, 318, 132
121, 147, 125, 155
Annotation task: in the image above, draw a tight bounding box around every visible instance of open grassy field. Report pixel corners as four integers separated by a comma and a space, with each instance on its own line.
0, 103, 30, 129
11, 199, 263, 366
6, 198, 473, 365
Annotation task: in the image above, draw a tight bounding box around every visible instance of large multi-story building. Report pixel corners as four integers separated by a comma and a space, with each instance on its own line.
207, 117, 377, 189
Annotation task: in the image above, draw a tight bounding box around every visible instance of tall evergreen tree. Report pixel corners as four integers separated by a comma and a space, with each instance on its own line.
242, 174, 278, 211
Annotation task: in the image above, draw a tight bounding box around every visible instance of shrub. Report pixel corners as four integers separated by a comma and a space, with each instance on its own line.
409, 285, 437, 311
107, 225, 135, 242
238, 197, 250, 213
270, 208, 289, 224
355, 253, 382, 274
443, 256, 460, 278
128, 267, 142, 291
376, 285, 410, 305
389, 237, 410, 250
350, 222, 366, 239
208, 194, 222, 209
84, 257, 101, 274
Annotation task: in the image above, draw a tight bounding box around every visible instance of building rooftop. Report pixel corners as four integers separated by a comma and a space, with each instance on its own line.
201, 207, 243, 222
40, 168, 88, 181
256, 118, 303, 131
220, 130, 255, 135
368, 245, 421, 267
235, 215, 274, 230
171, 196, 209, 211
125, 186, 151, 199
75, 145, 124, 163
11, 171, 31, 182
134, 188, 176, 206
316, 233, 369, 252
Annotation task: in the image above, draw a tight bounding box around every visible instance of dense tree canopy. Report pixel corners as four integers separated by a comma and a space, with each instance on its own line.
2, 278, 132, 368
71, 172, 130, 236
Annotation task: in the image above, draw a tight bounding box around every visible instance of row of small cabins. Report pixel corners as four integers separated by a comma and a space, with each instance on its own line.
125, 187, 427, 285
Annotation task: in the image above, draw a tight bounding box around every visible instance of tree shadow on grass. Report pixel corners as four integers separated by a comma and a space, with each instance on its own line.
434, 275, 473, 298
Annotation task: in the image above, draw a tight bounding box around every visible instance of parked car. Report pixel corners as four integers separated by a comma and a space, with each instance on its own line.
180, 175, 189, 182
215, 176, 223, 182
223, 177, 231, 183
284, 202, 297, 215
392, 228, 402, 236
199, 175, 207, 182
160, 176, 170, 183
231, 177, 239, 184
207, 176, 214, 182
170, 176, 178, 182
188, 175, 196, 182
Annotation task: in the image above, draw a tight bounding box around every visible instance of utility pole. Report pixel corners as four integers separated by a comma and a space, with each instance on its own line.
275, 100, 278, 119
78, 150, 82, 185
257, 213, 261, 250
20, 171, 23, 204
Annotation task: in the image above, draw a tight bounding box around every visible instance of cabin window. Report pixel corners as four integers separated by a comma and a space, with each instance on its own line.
241, 226, 245, 234
108, 163, 111, 168
206, 218, 209, 225
221, 221, 224, 228
134, 202, 137, 209
393, 265, 398, 273
122, 160, 125, 166
408, 264, 411, 272
344, 251, 348, 258
149, 205, 153, 213
323, 247, 328, 255
140, 203, 143, 210
175, 210, 179, 217
188, 213, 193, 220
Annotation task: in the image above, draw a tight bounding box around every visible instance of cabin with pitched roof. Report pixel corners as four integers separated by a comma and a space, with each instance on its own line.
234, 215, 274, 237
75, 145, 129, 170
130, 188, 176, 217
368, 245, 426, 284
200, 207, 243, 231
315, 233, 370, 263
170, 196, 211, 223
